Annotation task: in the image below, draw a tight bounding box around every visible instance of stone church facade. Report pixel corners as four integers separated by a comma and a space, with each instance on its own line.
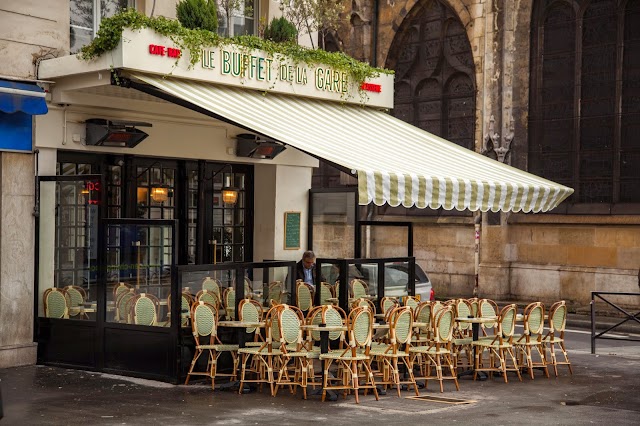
326, 0, 640, 311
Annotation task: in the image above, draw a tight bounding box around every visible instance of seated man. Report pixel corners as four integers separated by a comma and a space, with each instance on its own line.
295, 250, 324, 290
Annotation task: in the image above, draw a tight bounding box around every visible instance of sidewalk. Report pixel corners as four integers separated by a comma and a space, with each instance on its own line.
1, 348, 639, 425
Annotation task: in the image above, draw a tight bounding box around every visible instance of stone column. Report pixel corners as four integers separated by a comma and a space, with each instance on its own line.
477, 0, 514, 299
0, 152, 37, 367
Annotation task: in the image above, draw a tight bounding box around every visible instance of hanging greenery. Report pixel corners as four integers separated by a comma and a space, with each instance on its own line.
79, 9, 392, 86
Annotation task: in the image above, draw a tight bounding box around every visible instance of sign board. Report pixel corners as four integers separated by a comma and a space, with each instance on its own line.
284, 211, 301, 250
38, 28, 395, 108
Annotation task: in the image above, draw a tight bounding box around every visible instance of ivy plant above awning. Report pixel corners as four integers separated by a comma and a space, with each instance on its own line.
129, 72, 573, 213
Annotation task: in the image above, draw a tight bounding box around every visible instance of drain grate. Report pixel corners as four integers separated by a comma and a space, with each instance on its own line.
406, 395, 477, 405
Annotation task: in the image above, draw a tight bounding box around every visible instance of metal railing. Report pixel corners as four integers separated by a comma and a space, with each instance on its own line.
591, 291, 640, 354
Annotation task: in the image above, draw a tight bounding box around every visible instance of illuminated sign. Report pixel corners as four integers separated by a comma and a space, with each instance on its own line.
84, 180, 101, 205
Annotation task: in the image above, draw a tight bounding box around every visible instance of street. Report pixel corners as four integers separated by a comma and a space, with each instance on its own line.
1, 323, 639, 425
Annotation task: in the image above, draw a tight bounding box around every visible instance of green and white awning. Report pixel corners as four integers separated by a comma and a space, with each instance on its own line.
130, 72, 573, 213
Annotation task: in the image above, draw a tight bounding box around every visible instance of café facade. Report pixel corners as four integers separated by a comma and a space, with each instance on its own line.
34, 27, 572, 382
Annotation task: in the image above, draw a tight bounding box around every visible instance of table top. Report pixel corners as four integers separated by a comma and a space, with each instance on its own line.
218, 320, 265, 328
300, 323, 389, 332
300, 324, 346, 332
455, 316, 498, 324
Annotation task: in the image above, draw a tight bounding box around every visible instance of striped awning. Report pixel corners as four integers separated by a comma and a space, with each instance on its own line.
130, 73, 573, 213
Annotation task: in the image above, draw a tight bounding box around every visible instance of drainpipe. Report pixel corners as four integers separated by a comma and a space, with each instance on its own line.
473, 212, 481, 297
372, 0, 379, 67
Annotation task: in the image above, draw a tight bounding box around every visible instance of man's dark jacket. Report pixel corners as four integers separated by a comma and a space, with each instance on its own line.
294, 260, 325, 284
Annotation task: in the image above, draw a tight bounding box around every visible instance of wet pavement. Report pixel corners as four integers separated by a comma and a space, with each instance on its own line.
1, 322, 639, 425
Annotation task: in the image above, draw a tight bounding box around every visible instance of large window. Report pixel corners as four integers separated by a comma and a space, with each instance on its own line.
217, 0, 256, 37
529, 0, 640, 212
70, 0, 132, 53
386, 0, 476, 151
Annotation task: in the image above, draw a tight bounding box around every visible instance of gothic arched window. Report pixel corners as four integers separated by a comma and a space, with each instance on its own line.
529, 0, 640, 212
386, 0, 476, 151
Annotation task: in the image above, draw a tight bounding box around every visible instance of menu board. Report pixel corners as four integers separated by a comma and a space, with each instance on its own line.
284, 211, 301, 250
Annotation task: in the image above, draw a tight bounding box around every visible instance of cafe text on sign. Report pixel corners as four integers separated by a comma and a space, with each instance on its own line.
360, 82, 382, 93
148, 44, 181, 58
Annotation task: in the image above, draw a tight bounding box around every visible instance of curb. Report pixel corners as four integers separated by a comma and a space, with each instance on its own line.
567, 314, 640, 335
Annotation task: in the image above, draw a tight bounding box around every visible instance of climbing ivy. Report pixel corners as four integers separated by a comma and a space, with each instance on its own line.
79, 9, 393, 87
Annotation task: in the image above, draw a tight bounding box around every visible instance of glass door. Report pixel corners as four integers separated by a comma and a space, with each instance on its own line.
36, 174, 103, 368
203, 164, 253, 264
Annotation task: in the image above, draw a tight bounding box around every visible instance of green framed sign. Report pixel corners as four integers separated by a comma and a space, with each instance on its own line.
284, 211, 301, 250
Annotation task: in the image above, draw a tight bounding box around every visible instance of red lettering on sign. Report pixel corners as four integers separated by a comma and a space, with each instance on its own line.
148, 44, 166, 56
149, 44, 181, 58
360, 82, 382, 93
167, 47, 182, 58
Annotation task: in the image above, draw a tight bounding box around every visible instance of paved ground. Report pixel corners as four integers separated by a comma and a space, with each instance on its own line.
1, 318, 639, 425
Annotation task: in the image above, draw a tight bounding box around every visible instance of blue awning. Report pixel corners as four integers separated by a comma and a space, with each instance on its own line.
0, 80, 48, 115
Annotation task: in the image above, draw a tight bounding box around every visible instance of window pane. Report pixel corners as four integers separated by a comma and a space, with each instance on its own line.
101, 0, 128, 19
71, 0, 94, 27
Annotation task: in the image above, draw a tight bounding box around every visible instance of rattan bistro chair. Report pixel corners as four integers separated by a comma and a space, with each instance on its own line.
319, 282, 335, 306
409, 305, 460, 392
63, 285, 88, 319
514, 302, 549, 379
238, 305, 283, 396
273, 305, 311, 398
296, 281, 314, 313
452, 299, 474, 371
473, 304, 522, 383
371, 306, 420, 397
115, 288, 137, 323
113, 282, 132, 301
185, 301, 239, 389
350, 279, 369, 300
43, 288, 69, 319
196, 289, 220, 311
131, 293, 160, 326
202, 277, 222, 300
478, 298, 499, 336
380, 297, 399, 319
544, 301, 573, 376
238, 298, 265, 347
319, 306, 379, 404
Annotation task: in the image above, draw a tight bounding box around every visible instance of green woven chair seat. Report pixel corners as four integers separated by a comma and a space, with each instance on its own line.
244, 341, 263, 347
452, 337, 473, 345
305, 347, 321, 359
198, 344, 239, 351
319, 352, 370, 361
472, 340, 512, 348
238, 346, 282, 355
369, 344, 391, 354
371, 349, 410, 358
409, 346, 451, 355
282, 351, 310, 358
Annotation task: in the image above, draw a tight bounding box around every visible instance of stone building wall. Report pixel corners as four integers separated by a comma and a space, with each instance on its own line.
333, 0, 640, 312
0, 0, 69, 367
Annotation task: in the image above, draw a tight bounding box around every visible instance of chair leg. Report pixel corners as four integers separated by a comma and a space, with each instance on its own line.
185, 348, 203, 385
239, 353, 249, 394
559, 341, 573, 374
351, 360, 360, 404
549, 342, 559, 377
525, 346, 534, 380
210, 352, 217, 390
362, 360, 379, 401
445, 353, 460, 391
